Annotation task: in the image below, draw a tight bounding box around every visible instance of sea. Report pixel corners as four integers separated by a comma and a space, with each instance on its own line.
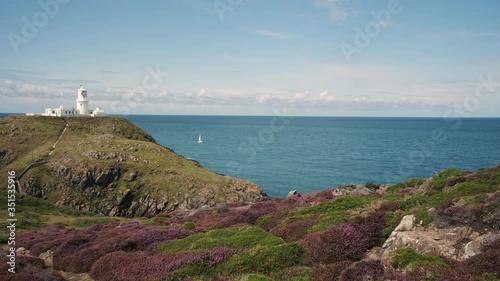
3, 113, 499, 197
125, 115, 500, 197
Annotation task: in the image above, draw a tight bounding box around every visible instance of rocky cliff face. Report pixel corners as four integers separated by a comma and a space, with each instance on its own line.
0, 115, 269, 217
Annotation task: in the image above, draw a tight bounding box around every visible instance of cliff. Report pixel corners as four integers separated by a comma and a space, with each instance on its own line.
0, 115, 269, 217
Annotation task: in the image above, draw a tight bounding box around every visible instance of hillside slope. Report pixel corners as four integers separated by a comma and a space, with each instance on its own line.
0, 115, 268, 217
2, 166, 499, 281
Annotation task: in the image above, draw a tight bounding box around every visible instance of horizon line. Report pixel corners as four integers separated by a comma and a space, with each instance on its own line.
2, 112, 500, 119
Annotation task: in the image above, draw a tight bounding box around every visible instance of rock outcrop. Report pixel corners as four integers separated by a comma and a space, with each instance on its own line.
368, 213, 499, 265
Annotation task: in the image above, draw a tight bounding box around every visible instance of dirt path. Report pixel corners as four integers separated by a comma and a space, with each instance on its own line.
49, 123, 69, 156
58, 271, 95, 281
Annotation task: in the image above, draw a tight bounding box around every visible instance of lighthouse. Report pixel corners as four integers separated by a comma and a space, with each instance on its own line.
76, 85, 89, 115
27, 84, 107, 117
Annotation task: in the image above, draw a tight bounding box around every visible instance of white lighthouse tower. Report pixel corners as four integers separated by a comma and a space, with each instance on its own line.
76, 85, 89, 115
27, 84, 107, 117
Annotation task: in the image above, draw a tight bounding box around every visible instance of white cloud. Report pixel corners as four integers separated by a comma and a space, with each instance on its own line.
313, 0, 350, 21
253, 29, 294, 39
256, 94, 270, 104
1, 80, 69, 99
319, 91, 336, 102
328, 7, 349, 21
197, 89, 207, 99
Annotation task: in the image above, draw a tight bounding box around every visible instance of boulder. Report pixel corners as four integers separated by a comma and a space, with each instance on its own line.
286, 190, 298, 198
393, 215, 415, 232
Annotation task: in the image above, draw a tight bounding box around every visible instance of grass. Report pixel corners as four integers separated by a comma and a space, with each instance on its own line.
183, 222, 196, 230
157, 226, 283, 252
309, 212, 351, 232
447, 181, 500, 197
0, 191, 128, 232
412, 207, 433, 226
293, 195, 378, 215
71, 217, 124, 228
289, 195, 379, 233
381, 192, 405, 202
388, 178, 426, 192
141, 216, 169, 226
216, 243, 306, 275
382, 210, 404, 240
392, 247, 449, 269
274, 266, 313, 281
0, 115, 67, 172
429, 168, 467, 190
163, 241, 305, 279
241, 274, 274, 281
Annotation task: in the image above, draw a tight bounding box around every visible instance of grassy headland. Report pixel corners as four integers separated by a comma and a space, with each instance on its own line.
0, 115, 268, 218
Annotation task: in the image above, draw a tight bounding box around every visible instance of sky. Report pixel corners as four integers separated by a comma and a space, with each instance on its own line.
1, 0, 500, 117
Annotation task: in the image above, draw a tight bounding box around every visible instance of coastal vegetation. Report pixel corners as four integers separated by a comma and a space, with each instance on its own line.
1, 164, 499, 280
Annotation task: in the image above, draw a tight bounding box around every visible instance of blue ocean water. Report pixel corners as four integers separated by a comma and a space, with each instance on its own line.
124, 115, 500, 197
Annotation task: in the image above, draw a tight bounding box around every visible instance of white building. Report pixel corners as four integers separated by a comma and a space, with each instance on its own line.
42, 105, 75, 117
76, 85, 89, 115
27, 85, 107, 117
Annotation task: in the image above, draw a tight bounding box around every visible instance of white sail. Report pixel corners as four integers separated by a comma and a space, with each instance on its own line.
198, 134, 203, 143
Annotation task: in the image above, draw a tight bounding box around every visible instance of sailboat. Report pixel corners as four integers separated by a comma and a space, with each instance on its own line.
198, 134, 203, 143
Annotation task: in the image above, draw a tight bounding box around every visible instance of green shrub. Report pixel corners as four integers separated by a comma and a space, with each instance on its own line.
401, 193, 429, 209
218, 243, 306, 275
466, 194, 489, 205
388, 178, 426, 193
490, 202, 500, 209
141, 216, 168, 226
72, 217, 121, 228
0, 233, 8, 244
273, 266, 313, 281
309, 212, 351, 232
401, 191, 450, 210
256, 216, 270, 226
158, 226, 283, 252
243, 274, 274, 281
381, 192, 404, 202
381, 211, 404, 241
16, 216, 42, 229
448, 181, 499, 197
413, 207, 433, 226
392, 247, 449, 269
183, 222, 196, 230
430, 168, 466, 190
481, 272, 500, 281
